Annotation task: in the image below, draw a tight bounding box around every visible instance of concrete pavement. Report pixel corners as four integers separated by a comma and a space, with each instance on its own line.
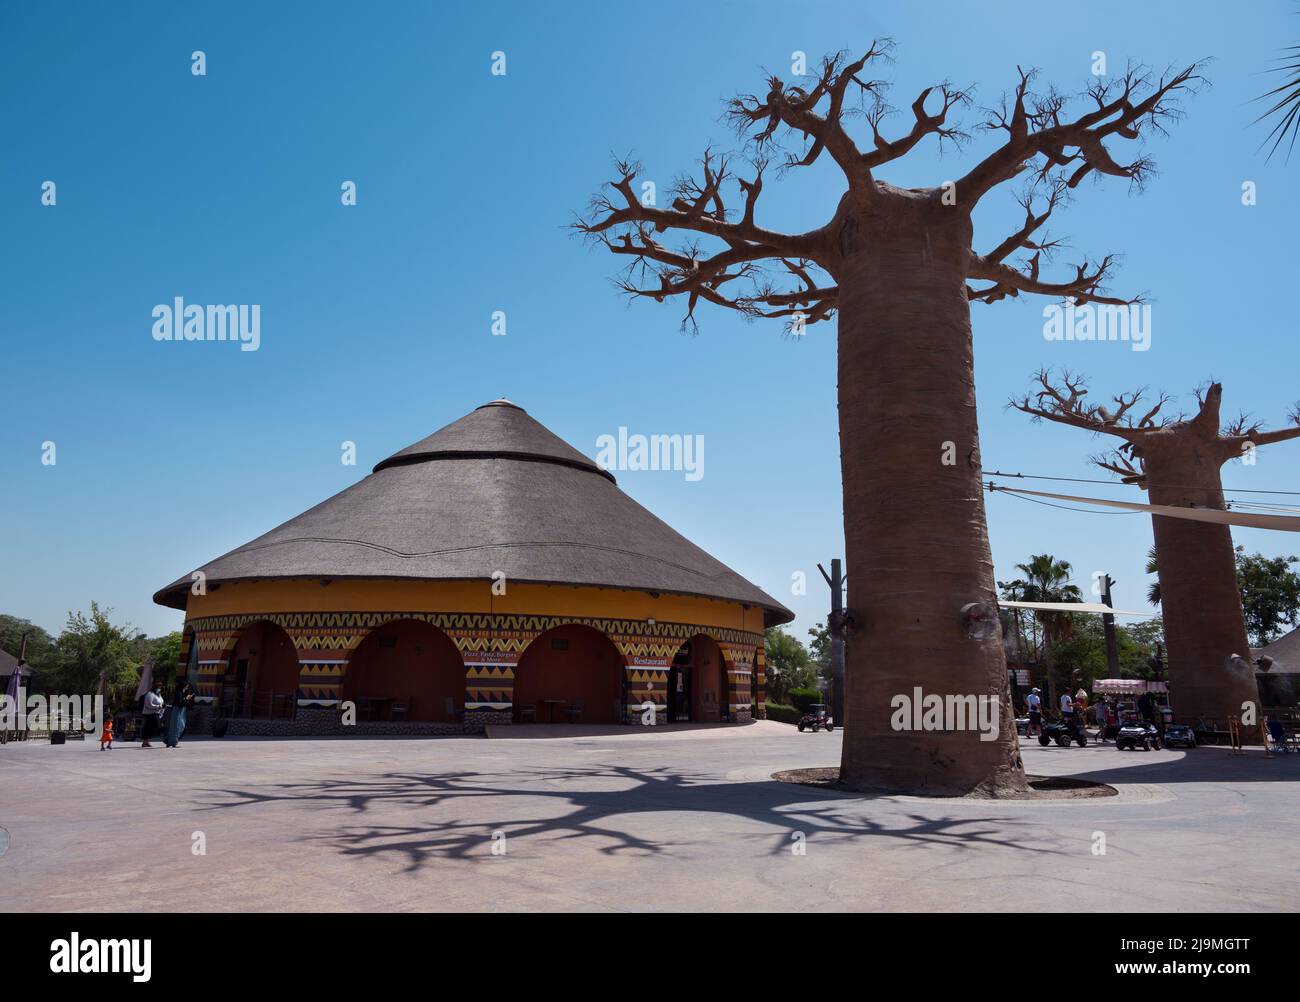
2, 722, 1296, 911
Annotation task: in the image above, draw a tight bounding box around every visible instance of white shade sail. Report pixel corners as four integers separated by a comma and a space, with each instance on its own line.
992, 485, 1300, 532
999, 600, 1147, 617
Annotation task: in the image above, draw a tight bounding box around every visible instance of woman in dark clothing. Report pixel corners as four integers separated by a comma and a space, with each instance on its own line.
165, 682, 196, 748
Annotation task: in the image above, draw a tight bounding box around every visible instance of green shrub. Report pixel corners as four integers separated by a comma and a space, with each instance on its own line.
764, 702, 801, 724
787, 687, 823, 713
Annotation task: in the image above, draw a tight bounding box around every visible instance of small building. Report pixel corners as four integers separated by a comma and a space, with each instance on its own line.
153, 401, 791, 735
0, 648, 34, 694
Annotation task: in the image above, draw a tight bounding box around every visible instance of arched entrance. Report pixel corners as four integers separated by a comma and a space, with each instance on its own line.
226, 620, 300, 718
667, 633, 728, 723
514, 624, 624, 723
344, 619, 464, 722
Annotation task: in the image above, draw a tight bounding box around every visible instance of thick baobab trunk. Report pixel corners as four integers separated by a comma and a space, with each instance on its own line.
834, 194, 1025, 795
1143, 446, 1259, 738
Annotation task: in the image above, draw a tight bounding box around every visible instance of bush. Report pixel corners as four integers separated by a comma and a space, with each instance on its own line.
787, 687, 823, 713
764, 702, 801, 724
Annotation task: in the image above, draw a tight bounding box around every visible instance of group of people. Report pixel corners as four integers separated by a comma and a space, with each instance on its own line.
99, 679, 197, 750
1023, 686, 1135, 744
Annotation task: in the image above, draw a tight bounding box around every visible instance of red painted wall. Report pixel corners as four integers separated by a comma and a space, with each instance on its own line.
230, 621, 300, 694
344, 619, 465, 722
689, 634, 727, 722
514, 624, 624, 723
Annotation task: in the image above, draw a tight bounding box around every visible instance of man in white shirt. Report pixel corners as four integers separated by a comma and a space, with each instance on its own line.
1025, 688, 1042, 737
141, 683, 165, 748
1060, 691, 1074, 719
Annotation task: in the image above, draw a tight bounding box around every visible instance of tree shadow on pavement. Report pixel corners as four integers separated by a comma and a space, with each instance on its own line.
198, 763, 1059, 872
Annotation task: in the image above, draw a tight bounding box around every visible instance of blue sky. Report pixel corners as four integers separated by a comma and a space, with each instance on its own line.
2, 0, 1298, 642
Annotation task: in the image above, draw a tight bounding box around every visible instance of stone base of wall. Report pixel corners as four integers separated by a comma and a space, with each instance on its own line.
463, 708, 512, 733
622, 707, 667, 726
214, 704, 484, 737
732, 707, 754, 724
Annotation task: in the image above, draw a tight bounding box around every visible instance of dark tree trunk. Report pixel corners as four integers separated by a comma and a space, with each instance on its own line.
833, 191, 1025, 796
1142, 446, 1258, 735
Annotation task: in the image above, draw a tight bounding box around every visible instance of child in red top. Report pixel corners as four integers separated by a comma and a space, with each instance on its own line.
99, 718, 114, 750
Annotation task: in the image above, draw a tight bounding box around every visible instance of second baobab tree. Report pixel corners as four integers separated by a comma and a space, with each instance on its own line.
576, 42, 1202, 795
1014, 372, 1300, 735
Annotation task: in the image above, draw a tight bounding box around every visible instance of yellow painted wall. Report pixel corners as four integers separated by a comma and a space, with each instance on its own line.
185, 578, 768, 635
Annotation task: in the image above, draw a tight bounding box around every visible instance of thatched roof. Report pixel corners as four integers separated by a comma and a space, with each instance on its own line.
154, 401, 793, 625
1259, 626, 1300, 673
0, 649, 33, 677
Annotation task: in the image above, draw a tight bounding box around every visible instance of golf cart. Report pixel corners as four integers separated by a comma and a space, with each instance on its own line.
797, 704, 835, 733
1037, 714, 1088, 747
1161, 722, 1196, 748
1116, 717, 1162, 751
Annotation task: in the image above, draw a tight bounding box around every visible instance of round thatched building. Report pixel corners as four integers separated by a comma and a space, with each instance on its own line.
154, 401, 791, 734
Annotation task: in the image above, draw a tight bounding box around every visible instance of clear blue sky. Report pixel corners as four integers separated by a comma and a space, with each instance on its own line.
2, 0, 1297, 643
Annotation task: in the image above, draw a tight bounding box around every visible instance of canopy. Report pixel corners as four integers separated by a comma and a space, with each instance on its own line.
1093, 678, 1168, 695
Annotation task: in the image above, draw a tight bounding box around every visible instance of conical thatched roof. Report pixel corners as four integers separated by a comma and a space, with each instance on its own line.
154, 400, 792, 624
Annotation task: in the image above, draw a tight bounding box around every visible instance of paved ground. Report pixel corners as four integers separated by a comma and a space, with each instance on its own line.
2, 722, 1296, 911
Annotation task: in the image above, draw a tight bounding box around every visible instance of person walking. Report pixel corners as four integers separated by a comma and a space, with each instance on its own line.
1094, 699, 1109, 743
165, 682, 195, 748
141, 682, 164, 748
1026, 688, 1042, 737
99, 716, 114, 750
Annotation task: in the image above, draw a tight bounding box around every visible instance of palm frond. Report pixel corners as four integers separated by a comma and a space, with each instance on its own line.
1256, 41, 1300, 161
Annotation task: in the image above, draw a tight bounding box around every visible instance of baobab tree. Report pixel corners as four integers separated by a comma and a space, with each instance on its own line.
1014, 371, 1300, 736
575, 42, 1202, 795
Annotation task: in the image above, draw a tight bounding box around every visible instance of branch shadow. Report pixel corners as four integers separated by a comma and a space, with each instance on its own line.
197, 762, 1060, 872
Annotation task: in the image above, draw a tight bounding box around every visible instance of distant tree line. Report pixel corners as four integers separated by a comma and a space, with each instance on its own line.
1, 605, 182, 708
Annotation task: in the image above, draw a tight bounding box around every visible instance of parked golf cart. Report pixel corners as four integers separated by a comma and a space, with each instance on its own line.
1161, 723, 1196, 748
1037, 714, 1088, 747
797, 704, 835, 733
1116, 718, 1162, 751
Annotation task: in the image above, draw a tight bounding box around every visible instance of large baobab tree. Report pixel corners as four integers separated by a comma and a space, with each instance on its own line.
576, 42, 1202, 795
1014, 371, 1300, 736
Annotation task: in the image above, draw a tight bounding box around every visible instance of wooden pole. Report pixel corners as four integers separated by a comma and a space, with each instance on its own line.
1101, 574, 1121, 677
818, 559, 846, 727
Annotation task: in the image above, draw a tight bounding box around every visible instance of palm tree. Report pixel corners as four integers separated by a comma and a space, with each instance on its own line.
1014, 554, 1082, 707
1145, 546, 1161, 606
1257, 32, 1300, 160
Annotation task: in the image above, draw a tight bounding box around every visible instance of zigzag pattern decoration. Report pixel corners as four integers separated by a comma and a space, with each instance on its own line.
184, 610, 763, 714
184, 610, 763, 655
625, 666, 667, 711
